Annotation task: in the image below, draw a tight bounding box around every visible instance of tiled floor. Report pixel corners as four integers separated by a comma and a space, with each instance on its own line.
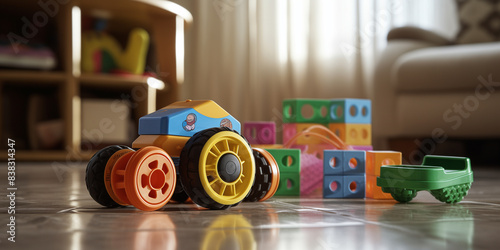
1, 163, 499, 249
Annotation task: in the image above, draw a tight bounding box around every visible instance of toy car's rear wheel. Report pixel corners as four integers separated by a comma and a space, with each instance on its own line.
124, 146, 177, 211
389, 188, 417, 203
180, 127, 255, 209
86, 145, 133, 208
170, 157, 189, 203
430, 183, 471, 203
245, 148, 280, 202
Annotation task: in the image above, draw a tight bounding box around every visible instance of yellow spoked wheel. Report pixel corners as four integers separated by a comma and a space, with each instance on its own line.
180, 127, 255, 209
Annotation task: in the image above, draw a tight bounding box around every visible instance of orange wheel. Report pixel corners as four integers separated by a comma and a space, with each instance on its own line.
124, 146, 176, 211
110, 151, 135, 205
254, 148, 280, 202
105, 148, 135, 205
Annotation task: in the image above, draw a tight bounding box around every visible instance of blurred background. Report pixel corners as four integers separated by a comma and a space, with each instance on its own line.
1, 0, 499, 163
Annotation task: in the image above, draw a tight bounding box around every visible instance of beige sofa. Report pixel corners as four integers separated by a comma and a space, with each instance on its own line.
373, 25, 500, 149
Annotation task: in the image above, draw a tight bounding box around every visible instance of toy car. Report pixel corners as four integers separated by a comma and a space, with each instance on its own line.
377, 155, 473, 203
85, 100, 280, 211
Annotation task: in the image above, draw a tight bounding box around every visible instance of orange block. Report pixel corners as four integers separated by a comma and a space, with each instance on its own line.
283, 123, 328, 145
366, 175, 393, 200
328, 123, 371, 146
366, 151, 402, 176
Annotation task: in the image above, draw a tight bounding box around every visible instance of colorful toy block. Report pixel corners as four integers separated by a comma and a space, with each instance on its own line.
329, 99, 371, 124
365, 151, 400, 200
323, 150, 366, 199
276, 172, 301, 196
266, 148, 301, 196
265, 149, 301, 174
323, 175, 365, 198
243, 122, 276, 145
283, 123, 328, 145
324, 150, 366, 175
282, 99, 330, 124
343, 175, 366, 198
323, 150, 344, 175
323, 175, 343, 198
300, 152, 324, 195
328, 123, 372, 146
366, 151, 402, 176
366, 175, 393, 199
350, 145, 373, 151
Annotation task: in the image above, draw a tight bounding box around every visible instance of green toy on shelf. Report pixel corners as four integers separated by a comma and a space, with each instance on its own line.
377, 155, 473, 203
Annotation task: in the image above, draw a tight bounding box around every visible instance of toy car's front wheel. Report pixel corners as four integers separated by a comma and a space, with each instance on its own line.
180, 127, 255, 209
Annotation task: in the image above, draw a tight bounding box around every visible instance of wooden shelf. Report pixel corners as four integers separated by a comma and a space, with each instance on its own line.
0, 0, 191, 161
79, 73, 160, 88
0, 70, 66, 83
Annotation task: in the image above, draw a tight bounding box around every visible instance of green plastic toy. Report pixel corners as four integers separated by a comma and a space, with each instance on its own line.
377, 155, 473, 203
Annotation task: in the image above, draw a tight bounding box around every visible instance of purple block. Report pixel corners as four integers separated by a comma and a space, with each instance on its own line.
243, 122, 276, 144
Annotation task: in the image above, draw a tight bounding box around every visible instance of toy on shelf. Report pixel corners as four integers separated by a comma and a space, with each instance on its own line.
0, 40, 56, 70
85, 100, 280, 211
81, 18, 149, 75
377, 155, 473, 203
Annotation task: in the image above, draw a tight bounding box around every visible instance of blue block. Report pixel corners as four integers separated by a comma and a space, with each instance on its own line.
329, 99, 371, 124
323, 150, 344, 175
323, 150, 365, 176
343, 151, 366, 175
343, 175, 365, 198
323, 176, 344, 198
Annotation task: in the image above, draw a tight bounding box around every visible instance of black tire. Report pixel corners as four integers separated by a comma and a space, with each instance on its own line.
179, 127, 251, 210
170, 157, 189, 203
85, 145, 132, 208
244, 150, 272, 202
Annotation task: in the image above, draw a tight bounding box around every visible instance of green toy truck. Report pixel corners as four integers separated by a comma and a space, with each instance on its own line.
377, 155, 473, 203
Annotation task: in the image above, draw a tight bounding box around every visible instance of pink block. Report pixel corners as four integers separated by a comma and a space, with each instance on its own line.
300, 153, 324, 195
282, 123, 297, 145
351, 145, 373, 151
243, 122, 276, 145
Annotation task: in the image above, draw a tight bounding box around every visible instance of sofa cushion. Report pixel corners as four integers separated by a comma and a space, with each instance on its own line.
393, 42, 500, 92
456, 0, 500, 44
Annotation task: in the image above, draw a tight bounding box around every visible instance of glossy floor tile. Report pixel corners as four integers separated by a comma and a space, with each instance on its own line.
1, 163, 499, 250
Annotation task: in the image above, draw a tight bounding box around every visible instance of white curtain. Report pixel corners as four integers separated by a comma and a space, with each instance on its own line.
176, 0, 457, 134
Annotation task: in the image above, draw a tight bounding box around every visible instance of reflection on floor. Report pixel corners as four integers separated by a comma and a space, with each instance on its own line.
1, 163, 499, 249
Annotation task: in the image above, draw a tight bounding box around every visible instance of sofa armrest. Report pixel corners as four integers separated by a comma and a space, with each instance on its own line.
388, 26, 452, 46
